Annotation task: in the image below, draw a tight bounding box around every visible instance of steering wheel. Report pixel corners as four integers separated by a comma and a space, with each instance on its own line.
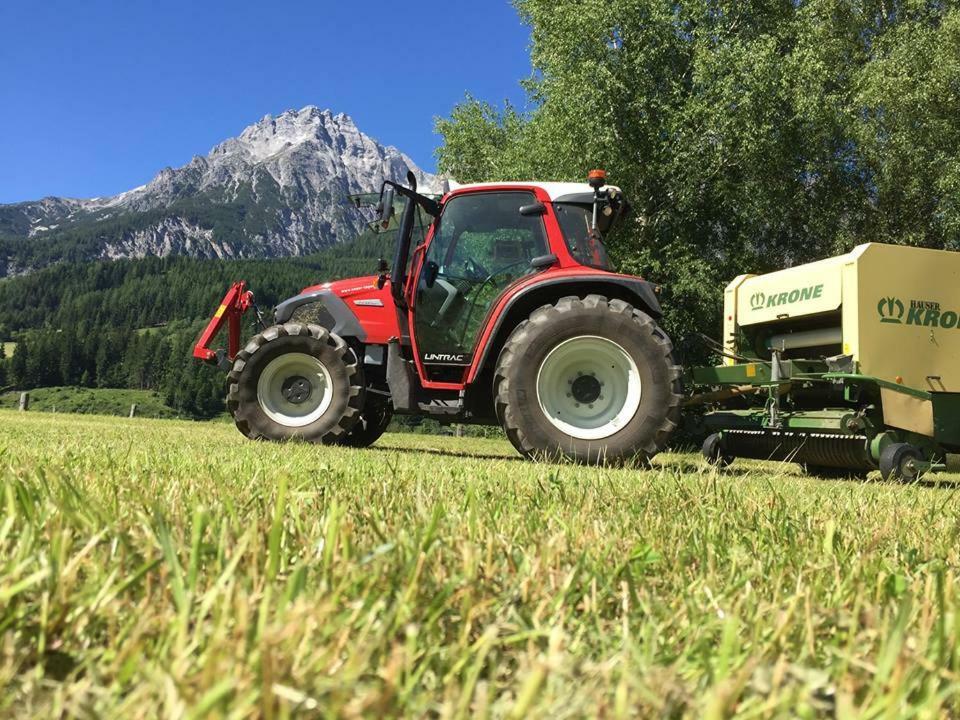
454, 259, 534, 340
464, 257, 489, 281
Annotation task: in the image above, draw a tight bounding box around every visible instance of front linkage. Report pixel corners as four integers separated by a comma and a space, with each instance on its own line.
193, 281, 257, 370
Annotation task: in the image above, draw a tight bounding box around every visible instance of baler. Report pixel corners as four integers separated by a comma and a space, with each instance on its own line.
691, 243, 960, 481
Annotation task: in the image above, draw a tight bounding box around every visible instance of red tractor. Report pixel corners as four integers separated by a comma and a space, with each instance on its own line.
194, 171, 681, 463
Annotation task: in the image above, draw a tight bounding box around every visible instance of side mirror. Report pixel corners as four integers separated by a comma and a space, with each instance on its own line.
376, 257, 389, 289
519, 202, 546, 217
423, 261, 440, 288
377, 187, 395, 228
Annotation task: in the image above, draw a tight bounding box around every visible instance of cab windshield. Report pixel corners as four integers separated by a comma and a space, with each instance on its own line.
553, 202, 611, 270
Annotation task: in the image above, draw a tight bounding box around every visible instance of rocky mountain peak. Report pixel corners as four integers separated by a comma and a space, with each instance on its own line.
0, 108, 437, 275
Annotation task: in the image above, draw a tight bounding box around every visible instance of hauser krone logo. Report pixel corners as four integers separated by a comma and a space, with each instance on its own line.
877, 296, 960, 329
749, 291, 766, 310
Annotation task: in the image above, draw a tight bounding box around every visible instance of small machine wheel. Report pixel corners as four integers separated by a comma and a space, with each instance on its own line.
879, 443, 923, 482
494, 294, 682, 464
334, 395, 392, 448
227, 323, 363, 443
702, 433, 733, 467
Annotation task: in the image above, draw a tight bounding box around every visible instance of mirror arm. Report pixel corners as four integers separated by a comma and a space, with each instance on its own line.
381, 180, 441, 217
530, 253, 558, 269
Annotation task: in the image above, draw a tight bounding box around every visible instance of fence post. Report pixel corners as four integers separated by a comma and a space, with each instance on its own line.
18, 392, 29, 412
129, 403, 137, 418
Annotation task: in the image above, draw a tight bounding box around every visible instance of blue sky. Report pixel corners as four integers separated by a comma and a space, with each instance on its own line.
0, 1, 532, 203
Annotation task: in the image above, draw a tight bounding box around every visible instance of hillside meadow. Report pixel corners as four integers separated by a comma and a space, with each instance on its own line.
2, 411, 960, 717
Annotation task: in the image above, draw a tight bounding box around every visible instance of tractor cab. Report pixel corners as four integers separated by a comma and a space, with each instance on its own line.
194, 171, 681, 464
369, 173, 632, 384
411, 187, 556, 380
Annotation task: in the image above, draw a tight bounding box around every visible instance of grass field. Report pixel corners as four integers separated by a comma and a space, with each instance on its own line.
3, 411, 960, 717
0, 387, 178, 419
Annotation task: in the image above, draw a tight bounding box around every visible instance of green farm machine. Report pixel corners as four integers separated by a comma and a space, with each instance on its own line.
690, 243, 960, 481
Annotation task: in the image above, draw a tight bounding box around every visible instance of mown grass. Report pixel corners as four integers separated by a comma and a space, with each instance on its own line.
3, 411, 960, 718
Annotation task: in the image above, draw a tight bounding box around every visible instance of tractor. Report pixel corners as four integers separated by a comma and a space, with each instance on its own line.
194, 171, 682, 463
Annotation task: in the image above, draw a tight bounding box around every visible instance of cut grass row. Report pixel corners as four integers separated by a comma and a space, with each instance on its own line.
2, 411, 960, 717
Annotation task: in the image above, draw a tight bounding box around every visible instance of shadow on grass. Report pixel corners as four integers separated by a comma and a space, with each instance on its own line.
657, 457, 781, 479
370, 444, 524, 463
367, 444, 960, 487
673, 457, 960, 489
372, 446, 763, 475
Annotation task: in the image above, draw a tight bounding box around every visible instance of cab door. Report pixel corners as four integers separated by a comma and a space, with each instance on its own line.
410, 190, 550, 383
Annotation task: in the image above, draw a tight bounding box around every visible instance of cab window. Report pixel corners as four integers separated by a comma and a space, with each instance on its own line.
553, 202, 611, 270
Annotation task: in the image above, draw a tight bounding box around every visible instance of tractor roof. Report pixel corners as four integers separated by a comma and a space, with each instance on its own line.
445, 180, 622, 203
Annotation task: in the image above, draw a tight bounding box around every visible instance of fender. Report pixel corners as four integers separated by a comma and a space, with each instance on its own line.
274, 290, 367, 341
466, 273, 662, 384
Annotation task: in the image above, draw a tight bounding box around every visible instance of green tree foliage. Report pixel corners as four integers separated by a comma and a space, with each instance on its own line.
436, 0, 960, 346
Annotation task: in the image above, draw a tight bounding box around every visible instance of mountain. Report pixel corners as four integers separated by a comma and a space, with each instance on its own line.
0, 107, 437, 276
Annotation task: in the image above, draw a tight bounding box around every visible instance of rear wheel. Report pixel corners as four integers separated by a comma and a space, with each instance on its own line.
335, 395, 392, 448
495, 295, 682, 464
227, 323, 363, 443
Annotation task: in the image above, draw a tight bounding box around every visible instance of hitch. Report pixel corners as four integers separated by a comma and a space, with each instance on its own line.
193, 281, 255, 368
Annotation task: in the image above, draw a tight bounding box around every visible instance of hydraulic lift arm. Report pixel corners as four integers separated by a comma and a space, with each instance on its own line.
192, 281, 254, 366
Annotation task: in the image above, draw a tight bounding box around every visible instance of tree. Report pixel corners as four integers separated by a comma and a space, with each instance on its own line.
436, 0, 960, 346
10, 337, 30, 388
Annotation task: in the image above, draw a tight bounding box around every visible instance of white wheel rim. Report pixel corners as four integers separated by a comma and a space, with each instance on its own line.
536, 336, 642, 440
256, 352, 333, 428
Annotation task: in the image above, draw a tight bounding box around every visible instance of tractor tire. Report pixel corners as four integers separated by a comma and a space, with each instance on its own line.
334, 395, 392, 448
494, 295, 682, 464
226, 322, 363, 443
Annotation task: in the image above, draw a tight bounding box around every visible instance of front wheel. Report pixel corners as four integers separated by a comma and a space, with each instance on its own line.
226, 323, 363, 443
494, 295, 682, 464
